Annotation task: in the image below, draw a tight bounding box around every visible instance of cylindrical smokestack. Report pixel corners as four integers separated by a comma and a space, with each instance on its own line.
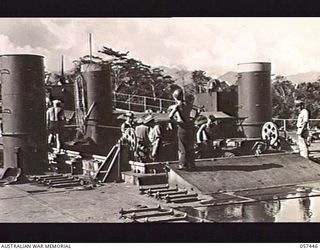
237, 62, 272, 138
81, 63, 112, 145
0, 54, 47, 175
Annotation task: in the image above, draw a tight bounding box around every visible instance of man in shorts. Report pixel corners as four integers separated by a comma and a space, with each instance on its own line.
47, 100, 66, 151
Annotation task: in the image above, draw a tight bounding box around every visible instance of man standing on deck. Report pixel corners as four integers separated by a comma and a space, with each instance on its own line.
295, 100, 309, 159
148, 118, 163, 162
47, 99, 66, 151
134, 117, 152, 162
121, 111, 134, 133
169, 89, 195, 170
196, 115, 219, 158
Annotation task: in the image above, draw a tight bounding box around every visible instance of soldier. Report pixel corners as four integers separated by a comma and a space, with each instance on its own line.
207, 79, 215, 94
151, 120, 178, 162
121, 111, 134, 133
47, 100, 66, 151
148, 119, 162, 161
196, 115, 219, 158
169, 89, 195, 170
134, 117, 152, 162
295, 100, 309, 159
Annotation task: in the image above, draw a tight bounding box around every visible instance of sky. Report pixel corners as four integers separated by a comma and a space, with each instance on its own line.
0, 18, 319, 76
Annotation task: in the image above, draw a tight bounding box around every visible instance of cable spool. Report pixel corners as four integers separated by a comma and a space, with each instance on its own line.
122, 128, 137, 152
261, 122, 279, 147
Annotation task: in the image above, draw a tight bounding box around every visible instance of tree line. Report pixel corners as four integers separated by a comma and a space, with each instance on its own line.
272, 75, 320, 128
49, 46, 235, 101
46, 46, 320, 125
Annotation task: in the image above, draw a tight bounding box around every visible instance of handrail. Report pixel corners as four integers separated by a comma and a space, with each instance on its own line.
112, 91, 175, 112
273, 118, 320, 121
112, 91, 174, 103
272, 118, 320, 138
113, 100, 164, 110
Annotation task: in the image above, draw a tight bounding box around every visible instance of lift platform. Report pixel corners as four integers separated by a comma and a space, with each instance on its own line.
167, 153, 320, 194
129, 153, 320, 195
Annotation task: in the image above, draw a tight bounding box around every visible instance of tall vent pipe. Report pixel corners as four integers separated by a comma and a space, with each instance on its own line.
237, 62, 272, 138
0, 54, 47, 175
81, 63, 112, 146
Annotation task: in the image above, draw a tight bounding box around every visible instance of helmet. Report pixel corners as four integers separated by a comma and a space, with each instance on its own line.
172, 88, 184, 101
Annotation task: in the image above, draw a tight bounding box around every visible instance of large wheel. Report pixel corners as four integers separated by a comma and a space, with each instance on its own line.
122, 128, 137, 152
261, 122, 279, 147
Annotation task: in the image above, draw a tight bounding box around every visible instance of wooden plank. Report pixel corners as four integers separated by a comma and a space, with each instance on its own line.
93, 145, 117, 180
102, 146, 120, 183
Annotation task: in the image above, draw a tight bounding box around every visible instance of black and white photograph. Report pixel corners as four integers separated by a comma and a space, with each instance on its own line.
1, 15, 320, 243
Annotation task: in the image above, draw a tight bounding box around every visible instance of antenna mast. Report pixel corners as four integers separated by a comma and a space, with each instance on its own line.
61, 55, 64, 77
89, 33, 93, 62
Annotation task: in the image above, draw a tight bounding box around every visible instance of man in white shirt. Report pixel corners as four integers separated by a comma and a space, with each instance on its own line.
148, 121, 162, 161
295, 100, 309, 159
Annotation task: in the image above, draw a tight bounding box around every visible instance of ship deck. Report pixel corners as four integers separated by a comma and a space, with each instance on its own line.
1, 136, 320, 223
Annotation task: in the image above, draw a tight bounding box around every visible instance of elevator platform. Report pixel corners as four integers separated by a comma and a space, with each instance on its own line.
165, 153, 320, 194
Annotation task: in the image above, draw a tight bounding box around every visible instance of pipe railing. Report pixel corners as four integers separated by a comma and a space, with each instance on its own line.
272, 118, 320, 134
112, 92, 175, 112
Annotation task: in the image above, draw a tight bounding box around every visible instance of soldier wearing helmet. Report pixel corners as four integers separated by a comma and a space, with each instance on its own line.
169, 88, 195, 170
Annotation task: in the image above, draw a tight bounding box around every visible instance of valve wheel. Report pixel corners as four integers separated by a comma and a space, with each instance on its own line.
261, 122, 279, 146
122, 128, 137, 152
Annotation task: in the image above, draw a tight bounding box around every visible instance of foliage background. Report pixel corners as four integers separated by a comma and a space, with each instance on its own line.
46, 46, 320, 128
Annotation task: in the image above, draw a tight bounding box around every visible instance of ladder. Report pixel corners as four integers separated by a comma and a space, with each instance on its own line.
93, 144, 121, 183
